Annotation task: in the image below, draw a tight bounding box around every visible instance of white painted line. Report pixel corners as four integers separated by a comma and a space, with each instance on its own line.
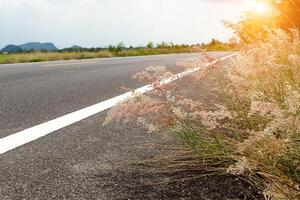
43, 61, 97, 67
0, 53, 237, 155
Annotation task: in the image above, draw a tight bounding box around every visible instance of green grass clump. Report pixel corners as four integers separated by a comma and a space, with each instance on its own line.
0, 55, 4, 63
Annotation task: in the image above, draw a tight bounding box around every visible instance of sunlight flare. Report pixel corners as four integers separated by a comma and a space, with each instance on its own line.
248, 0, 272, 15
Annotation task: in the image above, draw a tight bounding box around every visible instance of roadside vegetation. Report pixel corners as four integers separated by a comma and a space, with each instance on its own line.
104, 1, 300, 199
0, 40, 233, 64
0, 54, 5, 64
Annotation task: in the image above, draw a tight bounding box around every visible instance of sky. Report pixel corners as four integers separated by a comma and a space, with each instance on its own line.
0, 0, 249, 49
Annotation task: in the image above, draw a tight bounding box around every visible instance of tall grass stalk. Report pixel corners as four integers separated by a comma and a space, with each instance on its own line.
104, 29, 300, 199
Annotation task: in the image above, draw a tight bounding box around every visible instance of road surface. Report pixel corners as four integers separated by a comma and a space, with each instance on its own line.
0, 52, 234, 199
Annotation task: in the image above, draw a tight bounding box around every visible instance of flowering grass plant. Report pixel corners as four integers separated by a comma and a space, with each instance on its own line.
104, 30, 300, 199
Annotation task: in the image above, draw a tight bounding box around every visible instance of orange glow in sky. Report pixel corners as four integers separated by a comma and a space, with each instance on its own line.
247, 0, 273, 15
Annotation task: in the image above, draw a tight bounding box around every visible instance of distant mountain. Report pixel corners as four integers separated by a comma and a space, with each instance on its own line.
20, 42, 58, 51
1, 45, 22, 53
69, 45, 82, 49
1, 42, 58, 53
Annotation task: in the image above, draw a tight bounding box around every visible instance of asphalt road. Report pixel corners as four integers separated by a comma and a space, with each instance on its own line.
0, 52, 233, 199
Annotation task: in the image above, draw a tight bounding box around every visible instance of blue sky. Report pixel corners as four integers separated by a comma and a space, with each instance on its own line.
0, 0, 249, 48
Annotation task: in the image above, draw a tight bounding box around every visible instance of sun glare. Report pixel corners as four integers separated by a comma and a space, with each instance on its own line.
248, 0, 272, 15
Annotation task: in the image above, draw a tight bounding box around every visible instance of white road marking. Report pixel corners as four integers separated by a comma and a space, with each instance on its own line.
0, 53, 237, 155
43, 61, 97, 67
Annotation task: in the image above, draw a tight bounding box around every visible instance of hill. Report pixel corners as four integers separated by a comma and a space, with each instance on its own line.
69, 45, 82, 49
20, 42, 58, 51
1, 45, 23, 53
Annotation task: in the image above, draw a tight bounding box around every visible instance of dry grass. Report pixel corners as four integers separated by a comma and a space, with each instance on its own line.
0, 51, 113, 64
0, 47, 204, 64
104, 29, 300, 199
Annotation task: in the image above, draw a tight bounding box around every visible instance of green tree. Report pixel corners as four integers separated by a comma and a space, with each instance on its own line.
108, 42, 125, 53
209, 39, 222, 46
146, 42, 154, 49
157, 41, 169, 48
116, 42, 125, 51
